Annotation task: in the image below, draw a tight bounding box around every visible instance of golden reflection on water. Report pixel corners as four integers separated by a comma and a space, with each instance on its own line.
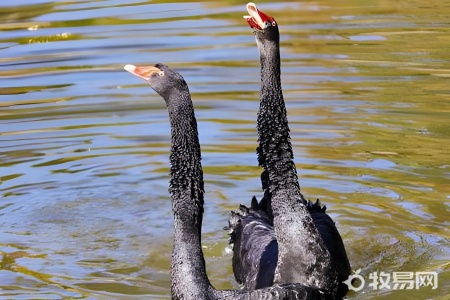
0, 0, 449, 299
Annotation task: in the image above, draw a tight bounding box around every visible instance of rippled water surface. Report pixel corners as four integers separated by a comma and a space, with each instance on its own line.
1, 0, 449, 299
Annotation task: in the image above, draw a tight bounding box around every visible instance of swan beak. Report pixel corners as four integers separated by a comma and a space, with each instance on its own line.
124, 64, 160, 81
244, 2, 275, 30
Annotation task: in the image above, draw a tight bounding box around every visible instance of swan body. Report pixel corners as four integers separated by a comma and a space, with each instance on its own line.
228, 3, 351, 298
124, 63, 334, 299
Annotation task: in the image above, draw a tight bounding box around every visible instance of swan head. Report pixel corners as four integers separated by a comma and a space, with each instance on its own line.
124, 64, 188, 101
244, 3, 278, 38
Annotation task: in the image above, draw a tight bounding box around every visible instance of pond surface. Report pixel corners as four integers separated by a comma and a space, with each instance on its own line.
1, 0, 449, 299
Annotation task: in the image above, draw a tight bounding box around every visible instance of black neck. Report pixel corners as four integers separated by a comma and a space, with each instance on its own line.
256, 39, 300, 193
165, 90, 213, 298
168, 93, 204, 215
255, 35, 337, 293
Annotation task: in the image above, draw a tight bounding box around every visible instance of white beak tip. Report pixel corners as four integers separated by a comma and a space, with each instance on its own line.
246, 2, 258, 12
124, 64, 136, 73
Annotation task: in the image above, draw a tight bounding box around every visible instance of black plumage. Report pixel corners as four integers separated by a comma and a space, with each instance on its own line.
228, 3, 351, 299
124, 63, 334, 299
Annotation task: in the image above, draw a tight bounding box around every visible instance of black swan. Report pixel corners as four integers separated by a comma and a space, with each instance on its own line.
227, 2, 351, 298
124, 63, 334, 299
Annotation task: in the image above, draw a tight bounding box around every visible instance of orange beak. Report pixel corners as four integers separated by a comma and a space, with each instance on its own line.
124, 64, 160, 81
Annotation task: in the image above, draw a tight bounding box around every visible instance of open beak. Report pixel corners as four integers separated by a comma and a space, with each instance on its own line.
243, 2, 275, 31
124, 64, 160, 81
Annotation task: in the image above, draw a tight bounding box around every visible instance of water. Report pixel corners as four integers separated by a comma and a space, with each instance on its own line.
1, 0, 449, 299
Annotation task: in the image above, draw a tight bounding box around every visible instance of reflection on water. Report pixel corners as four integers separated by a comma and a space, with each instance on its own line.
1, 0, 449, 299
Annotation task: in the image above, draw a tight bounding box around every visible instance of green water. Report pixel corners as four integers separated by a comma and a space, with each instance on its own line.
0, 0, 449, 299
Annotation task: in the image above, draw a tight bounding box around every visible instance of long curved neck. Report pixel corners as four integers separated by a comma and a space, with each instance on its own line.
256, 38, 300, 194
166, 89, 213, 299
255, 37, 338, 292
